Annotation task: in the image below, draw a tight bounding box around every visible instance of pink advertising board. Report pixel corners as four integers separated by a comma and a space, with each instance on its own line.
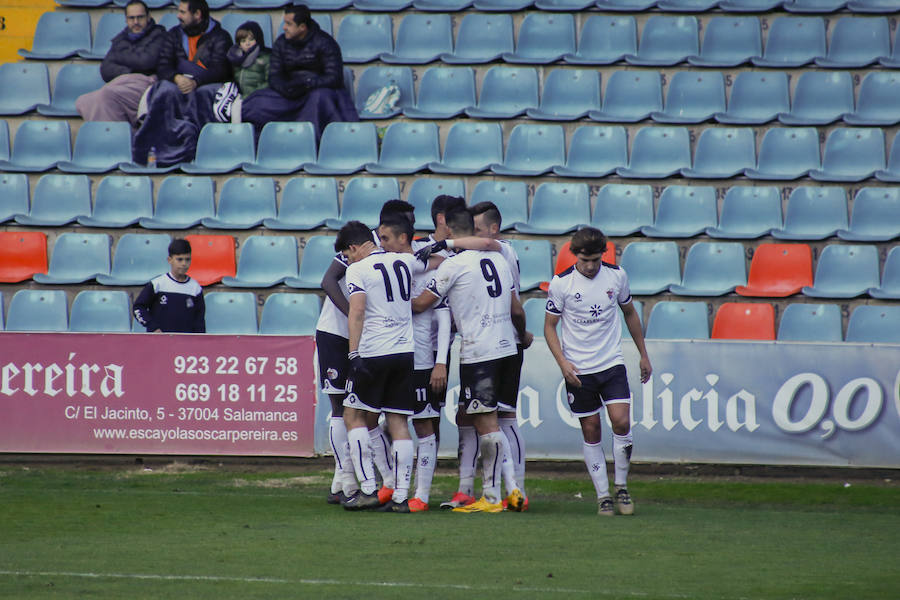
0, 333, 317, 456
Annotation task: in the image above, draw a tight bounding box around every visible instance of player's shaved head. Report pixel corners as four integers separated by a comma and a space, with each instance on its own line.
445, 207, 474, 237
570, 226, 608, 257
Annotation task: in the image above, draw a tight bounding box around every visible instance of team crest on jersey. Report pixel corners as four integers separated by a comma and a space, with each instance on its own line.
186, 298, 194, 308
346, 393, 358, 405
347, 283, 364, 294
159, 295, 168, 305
480, 314, 492, 328
607, 288, 614, 299
590, 304, 602, 317
326, 368, 338, 381
574, 292, 583, 302
546, 299, 559, 312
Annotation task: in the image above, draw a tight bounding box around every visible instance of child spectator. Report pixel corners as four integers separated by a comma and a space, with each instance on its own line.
134, 238, 205, 333
227, 21, 270, 96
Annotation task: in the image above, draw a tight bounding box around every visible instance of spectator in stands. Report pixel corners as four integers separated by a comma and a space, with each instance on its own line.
134, 238, 205, 333
242, 3, 358, 141
131, 0, 232, 167
226, 21, 271, 97
75, 0, 167, 126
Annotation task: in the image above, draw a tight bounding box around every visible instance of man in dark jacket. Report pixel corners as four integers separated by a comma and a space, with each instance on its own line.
75, 0, 167, 126
242, 3, 358, 141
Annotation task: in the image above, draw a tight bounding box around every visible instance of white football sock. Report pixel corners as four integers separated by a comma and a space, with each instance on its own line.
583, 441, 610, 500
499, 417, 525, 495
479, 431, 504, 504
457, 425, 478, 497
348, 427, 377, 495
369, 427, 395, 488
392, 439, 414, 504
414, 433, 437, 504
328, 417, 349, 494
613, 431, 634, 488
496, 429, 519, 495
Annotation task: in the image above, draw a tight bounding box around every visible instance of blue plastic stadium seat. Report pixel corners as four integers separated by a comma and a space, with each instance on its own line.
771, 186, 848, 240
837, 187, 900, 242
0, 120, 8, 161
284, 235, 339, 288
78, 175, 152, 228
221, 14, 273, 48
355, 66, 414, 119
439, 13, 511, 64
777, 71, 854, 126
752, 17, 825, 67
59, 0, 115, 7
139, 176, 215, 229
588, 71, 662, 123
714, 72, 789, 125
844, 72, 900, 126
6, 290, 68, 332
670, 242, 747, 296
706, 186, 783, 239
19, 12, 91, 60
427, 121, 501, 175
402, 67, 475, 120
625, 16, 698, 66
869, 246, 900, 299
745, 127, 820, 180
642, 185, 718, 238
490, 124, 565, 176
465, 67, 538, 119
180, 123, 255, 174
379, 13, 451, 64
365, 122, 440, 174
288, 0, 351, 8
875, 132, 900, 182
619, 299, 643, 340
472, 0, 534, 9
591, 184, 653, 236
469, 181, 528, 230
353, 0, 413, 9
205, 292, 258, 335
879, 26, 900, 67
0, 174, 29, 223
304, 122, 377, 175
527, 69, 600, 121
563, 15, 636, 65
657, 0, 718, 9
553, 125, 627, 178
78, 12, 125, 59
36, 63, 104, 117
326, 177, 399, 229
222, 235, 299, 287
96, 233, 171, 286
523, 297, 548, 335
202, 177, 277, 229
845, 305, 900, 343
718, 0, 783, 10
651, 72, 726, 124
682, 128, 756, 179
535, 0, 594, 7
69, 290, 131, 333
33, 233, 110, 284
263, 177, 338, 230
317, 13, 335, 37
815, 17, 890, 68
808, 128, 884, 182
596, 0, 658, 9
687, 16, 761, 67
57, 121, 132, 174
777, 303, 842, 342
14, 174, 91, 226
413, 0, 473, 9
115, 0, 184, 7
157, 13, 179, 30
784, 0, 847, 11
616, 127, 691, 179
0, 121, 71, 172
508, 239, 552, 292
802, 244, 879, 298
241, 121, 315, 174
259, 293, 322, 335
336, 14, 393, 63
514, 183, 590, 235
406, 178, 466, 231
645, 301, 710, 339
502, 13, 575, 64
848, 0, 900, 13
619, 242, 681, 295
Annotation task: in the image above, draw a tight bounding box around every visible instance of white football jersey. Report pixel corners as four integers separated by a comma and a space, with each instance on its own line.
426, 250, 517, 364
546, 262, 632, 375
411, 268, 449, 370
345, 250, 421, 358
315, 253, 350, 338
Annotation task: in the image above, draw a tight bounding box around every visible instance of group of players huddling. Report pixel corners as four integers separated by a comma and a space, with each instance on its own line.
314, 195, 652, 515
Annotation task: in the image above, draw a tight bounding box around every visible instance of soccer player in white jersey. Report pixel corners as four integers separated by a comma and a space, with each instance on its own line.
544, 227, 652, 516
413, 208, 529, 513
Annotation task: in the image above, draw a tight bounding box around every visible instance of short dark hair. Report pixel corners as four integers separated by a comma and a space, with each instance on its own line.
380, 199, 415, 223
469, 201, 502, 229
335, 220, 372, 252
445, 207, 474, 236
284, 3, 312, 27
379, 216, 414, 245
569, 227, 608, 257
180, 0, 209, 20
124, 0, 149, 15
431, 195, 467, 227
168, 238, 192, 256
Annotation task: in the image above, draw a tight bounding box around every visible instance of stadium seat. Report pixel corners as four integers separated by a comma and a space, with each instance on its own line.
837, 188, 900, 242
625, 16, 699, 66
36, 63, 105, 117
596, 0, 658, 9
355, 66, 414, 119
96, 233, 171, 286
5, 290, 68, 332
181, 123, 255, 174
619, 298, 643, 340
752, 17, 825, 67
326, 177, 399, 229
777, 71, 854, 126
242, 121, 316, 174
849, 0, 900, 13
711, 302, 775, 340
59, 0, 116, 8
472, 0, 534, 9
718, 0, 783, 10
514, 183, 590, 235
0, 120, 71, 172
292, 0, 351, 8
284, 235, 339, 288
33, 233, 110, 284
777, 303, 842, 342
651, 71, 726, 124
588, 71, 662, 123
0, 120, 7, 161
771, 186, 848, 240
184, 234, 236, 286
535, 0, 594, 6
221, 14, 273, 47
669, 242, 747, 296
259, 293, 322, 335
336, 14, 393, 63
469, 181, 528, 229
591, 184, 653, 236
402, 67, 475, 120
642, 185, 718, 238
0, 63, 49, 115
815, 17, 890, 68
784, 0, 847, 11
523, 297, 548, 335
875, 133, 900, 182
204, 292, 258, 335
69, 290, 131, 333
879, 26, 900, 67
508, 239, 552, 292
802, 244, 880, 298
263, 177, 339, 230
714, 71, 789, 125
706, 186, 783, 239
563, 15, 636, 65
0, 173, 30, 224
77, 175, 152, 228
57, 121, 132, 174
139, 176, 215, 229
844, 72, 900, 126
413, 0, 473, 10
465, 67, 539, 119
427, 122, 501, 175
379, 13, 451, 64
440, 13, 511, 64
687, 16, 762, 67
527, 69, 600, 121
202, 177, 277, 229
304, 122, 377, 175
869, 246, 900, 299
657, 0, 718, 9
744, 127, 820, 180
353, 0, 414, 9
735, 243, 813, 297
681, 127, 756, 178
490, 124, 566, 176
502, 13, 575, 64
808, 128, 885, 182
553, 125, 627, 178
157, 12, 179, 29
845, 305, 900, 343
0, 232, 47, 283
406, 178, 466, 231
619, 242, 681, 295
19, 11, 91, 60
14, 174, 91, 227
78, 12, 124, 59
222, 235, 299, 287
365, 122, 440, 174
616, 127, 691, 179
645, 301, 710, 339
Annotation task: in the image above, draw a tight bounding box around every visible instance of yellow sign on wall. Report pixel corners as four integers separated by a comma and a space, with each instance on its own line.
0, 3, 60, 63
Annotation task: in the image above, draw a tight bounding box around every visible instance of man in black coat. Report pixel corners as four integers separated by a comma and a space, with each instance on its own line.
75, 0, 167, 126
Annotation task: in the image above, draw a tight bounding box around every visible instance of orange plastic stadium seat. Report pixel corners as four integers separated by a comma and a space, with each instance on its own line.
711, 302, 775, 340
539, 240, 615, 291
185, 234, 236, 286
735, 243, 812, 297
0, 231, 47, 282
